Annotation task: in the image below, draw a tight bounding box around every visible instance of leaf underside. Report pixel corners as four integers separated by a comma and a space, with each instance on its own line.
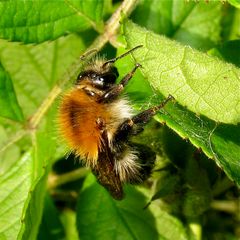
123, 20, 240, 186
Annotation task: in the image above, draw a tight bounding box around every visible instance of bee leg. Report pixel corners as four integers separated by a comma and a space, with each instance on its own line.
98, 63, 141, 103
114, 95, 174, 142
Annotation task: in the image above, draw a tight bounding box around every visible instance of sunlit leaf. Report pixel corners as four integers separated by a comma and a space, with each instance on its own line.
123, 20, 240, 124
0, 34, 86, 118
76, 174, 187, 240
0, 62, 23, 121
123, 20, 240, 185
228, 0, 240, 8
0, 151, 32, 239
18, 107, 57, 239
0, 0, 104, 43
132, 0, 222, 50
76, 174, 159, 240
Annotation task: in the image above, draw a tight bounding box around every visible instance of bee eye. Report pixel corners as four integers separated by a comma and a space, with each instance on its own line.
99, 67, 119, 86
91, 75, 104, 86
76, 67, 119, 89
101, 74, 117, 84
91, 73, 118, 89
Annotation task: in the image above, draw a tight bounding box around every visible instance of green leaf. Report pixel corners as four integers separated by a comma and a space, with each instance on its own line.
0, 0, 104, 44
77, 175, 188, 240
160, 103, 240, 186
132, 0, 194, 36
208, 40, 240, 67
0, 151, 32, 240
37, 194, 65, 240
115, 46, 153, 104
211, 124, 240, 185
0, 99, 57, 239
123, 20, 240, 186
60, 209, 79, 240
221, 7, 240, 41
228, 0, 240, 8
0, 34, 86, 118
123, 20, 240, 125
18, 170, 48, 240
18, 107, 57, 239
0, 33, 87, 239
150, 175, 179, 202
148, 202, 188, 240
76, 174, 159, 240
0, 62, 23, 121
132, 0, 222, 50
172, 1, 222, 49
183, 157, 212, 217
0, 125, 22, 174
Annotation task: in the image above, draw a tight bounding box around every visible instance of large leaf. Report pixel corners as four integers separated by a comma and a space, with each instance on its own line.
228, 0, 240, 8
0, 62, 23, 121
0, 33, 80, 238
76, 174, 187, 240
0, 151, 32, 240
0, 112, 59, 240
208, 40, 240, 67
37, 194, 65, 240
221, 7, 240, 41
0, 107, 57, 240
123, 20, 240, 185
0, 0, 104, 44
132, 0, 222, 50
0, 34, 86, 118
123, 20, 240, 125
18, 106, 57, 239
148, 203, 187, 240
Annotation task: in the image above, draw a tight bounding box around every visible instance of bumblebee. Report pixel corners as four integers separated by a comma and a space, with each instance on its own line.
59, 46, 173, 200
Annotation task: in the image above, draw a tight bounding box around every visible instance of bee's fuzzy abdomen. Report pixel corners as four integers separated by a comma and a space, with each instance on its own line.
58, 89, 109, 164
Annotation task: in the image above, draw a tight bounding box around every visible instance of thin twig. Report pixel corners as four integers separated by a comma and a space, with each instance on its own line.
212, 176, 235, 197
211, 200, 239, 214
28, 85, 62, 129
48, 168, 89, 189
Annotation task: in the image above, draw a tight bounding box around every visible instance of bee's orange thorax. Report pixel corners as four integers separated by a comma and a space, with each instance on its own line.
58, 88, 110, 163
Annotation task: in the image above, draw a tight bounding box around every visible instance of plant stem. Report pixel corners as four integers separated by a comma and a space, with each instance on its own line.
212, 176, 234, 197
28, 85, 62, 129
50, 189, 78, 202
211, 200, 239, 214
91, 0, 139, 50
48, 168, 89, 189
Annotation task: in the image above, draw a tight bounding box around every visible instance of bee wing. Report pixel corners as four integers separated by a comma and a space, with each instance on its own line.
92, 130, 124, 200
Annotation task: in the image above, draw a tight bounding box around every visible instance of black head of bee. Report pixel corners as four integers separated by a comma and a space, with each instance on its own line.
77, 66, 119, 90
76, 45, 143, 90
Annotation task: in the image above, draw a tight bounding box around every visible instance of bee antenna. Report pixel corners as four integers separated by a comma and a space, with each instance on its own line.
80, 48, 98, 61
103, 45, 143, 67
